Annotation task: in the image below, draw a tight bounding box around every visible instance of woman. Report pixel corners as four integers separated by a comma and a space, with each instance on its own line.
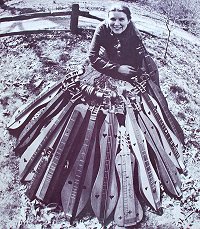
88, 3, 184, 143
88, 3, 159, 87
87, 3, 184, 227
8, 3, 184, 229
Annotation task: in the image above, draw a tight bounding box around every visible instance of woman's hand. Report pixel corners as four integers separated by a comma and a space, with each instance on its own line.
118, 65, 137, 76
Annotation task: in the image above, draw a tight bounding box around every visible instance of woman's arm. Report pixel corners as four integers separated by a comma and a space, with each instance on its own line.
89, 23, 139, 80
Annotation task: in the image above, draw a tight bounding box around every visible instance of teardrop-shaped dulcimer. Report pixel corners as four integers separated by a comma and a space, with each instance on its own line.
137, 44, 184, 144
15, 89, 66, 153
91, 111, 119, 224
18, 91, 83, 182
36, 103, 88, 204
125, 100, 161, 211
141, 93, 185, 171
7, 67, 84, 130
131, 97, 182, 197
61, 105, 100, 223
114, 126, 143, 227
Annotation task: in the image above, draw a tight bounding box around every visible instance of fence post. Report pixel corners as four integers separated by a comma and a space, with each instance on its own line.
70, 4, 79, 34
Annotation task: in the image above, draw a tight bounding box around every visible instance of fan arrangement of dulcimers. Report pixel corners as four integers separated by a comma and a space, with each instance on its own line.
7, 64, 185, 228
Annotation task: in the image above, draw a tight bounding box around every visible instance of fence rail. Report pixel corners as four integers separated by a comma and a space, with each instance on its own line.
0, 11, 72, 22
0, 4, 104, 37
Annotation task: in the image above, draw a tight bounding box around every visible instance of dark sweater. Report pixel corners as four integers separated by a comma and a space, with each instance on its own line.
89, 20, 142, 80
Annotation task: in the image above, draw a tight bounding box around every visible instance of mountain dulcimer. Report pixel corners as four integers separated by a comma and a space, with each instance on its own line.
19, 91, 84, 183
15, 86, 72, 154
35, 103, 88, 204
7, 64, 185, 227
7, 67, 84, 130
147, 79, 185, 145
91, 109, 119, 224
19, 111, 66, 182
137, 43, 185, 144
61, 105, 101, 223
36, 86, 105, 203
130, 77, 185, 172
128, 95, 182, 197
114, 125, 143, 227
26, 103, 88, 202
25, 127, 60, 201
125, 98, 161, 211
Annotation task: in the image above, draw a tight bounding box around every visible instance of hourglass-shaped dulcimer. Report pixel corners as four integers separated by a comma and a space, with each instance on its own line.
7, 67, 85, 130
7, 65, 185, 228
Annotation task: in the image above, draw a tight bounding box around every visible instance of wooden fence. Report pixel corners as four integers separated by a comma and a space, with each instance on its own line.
0, 3, 104, 37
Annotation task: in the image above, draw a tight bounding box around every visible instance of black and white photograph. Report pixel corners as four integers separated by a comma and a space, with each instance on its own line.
0, 0, 199, 228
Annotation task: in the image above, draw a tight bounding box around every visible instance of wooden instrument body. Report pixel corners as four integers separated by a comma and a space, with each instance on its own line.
36, 104, 88, 203
15, 89, 67, 152
61, 105, 100, 222
7, 67, 84, 130
114, 126, 143, 227
135, 101, 182, 197
19, 111, 63, 181
141, 93, 184, 171
147, 79, 184, 144
19, 95, 81, 182
25, 146, 54, 201
139, 48, 184, 144
75, 136, 97, 216
91, 112, 119, 223
125, 103, 161, 211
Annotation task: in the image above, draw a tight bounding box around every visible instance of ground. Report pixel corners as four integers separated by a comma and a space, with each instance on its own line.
0, 0, 200, 228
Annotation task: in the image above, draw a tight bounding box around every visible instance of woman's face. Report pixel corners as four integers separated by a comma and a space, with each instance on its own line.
108, 11, 130, 34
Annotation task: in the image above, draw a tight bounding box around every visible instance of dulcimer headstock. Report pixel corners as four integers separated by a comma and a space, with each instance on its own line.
117, 126, 131, 155
62, 66, 85, 89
